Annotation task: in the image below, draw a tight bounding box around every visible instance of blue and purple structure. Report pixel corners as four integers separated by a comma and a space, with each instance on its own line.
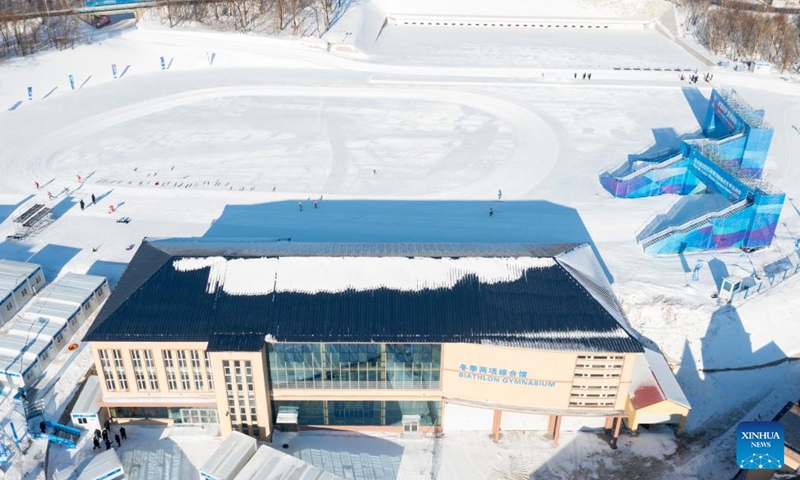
599, 88, 784, 255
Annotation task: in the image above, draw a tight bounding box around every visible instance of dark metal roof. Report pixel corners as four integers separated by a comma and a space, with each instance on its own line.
775, 402, 800, 455
84, 239, 642, 353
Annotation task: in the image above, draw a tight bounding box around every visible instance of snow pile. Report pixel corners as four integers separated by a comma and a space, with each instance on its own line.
173, 256, 555, 295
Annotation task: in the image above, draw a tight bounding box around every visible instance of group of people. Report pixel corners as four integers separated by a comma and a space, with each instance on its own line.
680, 72, 713, 84
36, 180, 97, 210
92, 419, 127, 451
575, 72, 593, 80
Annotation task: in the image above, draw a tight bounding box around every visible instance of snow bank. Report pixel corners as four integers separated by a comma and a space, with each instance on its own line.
173, 256, 555, 295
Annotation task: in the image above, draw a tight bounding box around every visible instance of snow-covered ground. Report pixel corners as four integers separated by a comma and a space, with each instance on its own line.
1, 1, 800, 478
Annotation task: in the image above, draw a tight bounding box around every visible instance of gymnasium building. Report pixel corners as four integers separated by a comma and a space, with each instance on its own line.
84, 238, 690, 444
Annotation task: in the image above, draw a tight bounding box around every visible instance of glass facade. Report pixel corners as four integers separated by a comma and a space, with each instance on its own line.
109, 407, 218, 425
272, 400, 441, 426
267, 343, 441, 389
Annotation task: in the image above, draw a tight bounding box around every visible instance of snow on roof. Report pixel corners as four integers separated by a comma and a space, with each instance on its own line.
23, 301, 80, 322
629, 348, 691, 410
77, 448, 124, 480
0, 351, 36, 376
9, 315, 68, 339
72, 376, 102, 414
200, 431, 258, 480
37, 273, 106, 307
643, 347, 690, 409
0, 334, 53, 358
0, 259, 40, 279
173, 256, 556, 295
236, 445, 347, 480
629, 354, 665, 410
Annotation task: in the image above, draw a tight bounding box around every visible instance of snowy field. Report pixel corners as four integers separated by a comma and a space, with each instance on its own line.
1, 0, 800, 478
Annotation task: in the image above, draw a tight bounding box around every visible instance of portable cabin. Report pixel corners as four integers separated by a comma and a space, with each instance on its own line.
77, 448, 124, 480
71, 376, 107, 431
0, 260, 44, 326
21, 301, 81, 336
236, 445, 346, 480
0, 334, 56, 374
41, 274, 109, 326
10, 314, 70, 351
0, 348, 41, 389
199, 431, 258, 480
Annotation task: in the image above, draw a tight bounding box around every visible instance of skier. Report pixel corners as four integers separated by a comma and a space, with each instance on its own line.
489, 208, 494, 217
574, 73, 577, 79
588, 73, 592, 80
582, 73, 586, 80
77, 174, 82, 183
79, 199, 85, 210
47, 191, 54, 200
497, 189, 502, 200
120, 427, 126, 440
93, 437, 101, 450
91, 193, 96, 204
34, 181, 40, 189
39, 421, 46, 434
312, 200, 318, 209
114, 434, 121, 447
373, 169, 377, 175
109, 205, 115, 214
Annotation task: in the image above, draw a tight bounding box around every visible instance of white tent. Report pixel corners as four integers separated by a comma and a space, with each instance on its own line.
236, 445, 346, 480
199, 431, 257, 480
77, 449, 124, 480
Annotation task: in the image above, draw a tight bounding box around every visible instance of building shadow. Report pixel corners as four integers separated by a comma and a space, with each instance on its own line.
26, 244, 81, 280
202, 199, 613, 283
86, 260, 128, 289
0, 195, 34, 225
682, 86, 709, 130
272, 430, 405, 480
706, 257, 729, 291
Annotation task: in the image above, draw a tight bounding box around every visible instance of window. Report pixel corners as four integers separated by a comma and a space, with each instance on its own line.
267, 343, 442, 390
77, 417, 88, 425
20, 288, 28, 297
100, 350, 116, 391
5, 303, 11, 311
163, 350, 178, 391
144, 350, 159, 390
55, 332, 63, 344
131, 350, 147, 390
97, 288, 104, 298
40, 349, 49, 361
205, 352, 214, 390
177, 351, 191, 390
113, 350, 127, 391
272, 400, 441, 427
191, 351, 204, 390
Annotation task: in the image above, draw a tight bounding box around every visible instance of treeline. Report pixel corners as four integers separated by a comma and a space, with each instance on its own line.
681, 0, 799, 71
0, 0, 85, 59
151, 0, 337, 36
0, 0, 342, 60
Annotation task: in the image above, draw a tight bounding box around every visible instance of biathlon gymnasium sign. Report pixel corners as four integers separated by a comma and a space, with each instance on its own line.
458, 363, 556, 387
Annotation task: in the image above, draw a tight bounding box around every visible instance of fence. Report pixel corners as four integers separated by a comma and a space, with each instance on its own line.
726, 248, 800, 305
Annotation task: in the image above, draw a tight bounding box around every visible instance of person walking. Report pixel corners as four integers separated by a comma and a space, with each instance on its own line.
489, 208, 494, 217
574, 73, 577, 79
94, 429, 101, 440
298, 202, 303, 212
497, 189, 502, 200
114, 434, 121, 447
93, 436, 101, 450
105, 439, 111, 450
91, 193, 96, 204
102, 429, 108, 442
588, 73, 592, 80
312, 200, 318, 209
120, 427, 126, 440
79, 199, 85, 210
582, 73, 586, 80
39, 421, 46, 434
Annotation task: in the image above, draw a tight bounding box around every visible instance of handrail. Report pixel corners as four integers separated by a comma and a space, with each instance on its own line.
640, 198, 753, 248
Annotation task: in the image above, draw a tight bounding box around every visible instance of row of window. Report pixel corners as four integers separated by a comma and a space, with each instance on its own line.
272, 400, 441, 427
267, 344, 442, 390
224, 360, 258, 428
99, 349, 214, 392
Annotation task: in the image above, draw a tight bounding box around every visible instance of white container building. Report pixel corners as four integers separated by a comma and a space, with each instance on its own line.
236, 445, 346, 480
0, 273, 108, 391
199, 430, 257, 480
0, 260, 45, 326
71, 376, 107, 432
77, 449, 124, 480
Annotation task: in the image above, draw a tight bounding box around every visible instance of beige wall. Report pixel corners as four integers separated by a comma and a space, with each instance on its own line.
624, 397, 689, 432
441, 343, 637, 413
208, 349, 272, 440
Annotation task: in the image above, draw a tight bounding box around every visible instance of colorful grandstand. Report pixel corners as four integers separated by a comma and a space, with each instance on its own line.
599, 88, 784, 255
